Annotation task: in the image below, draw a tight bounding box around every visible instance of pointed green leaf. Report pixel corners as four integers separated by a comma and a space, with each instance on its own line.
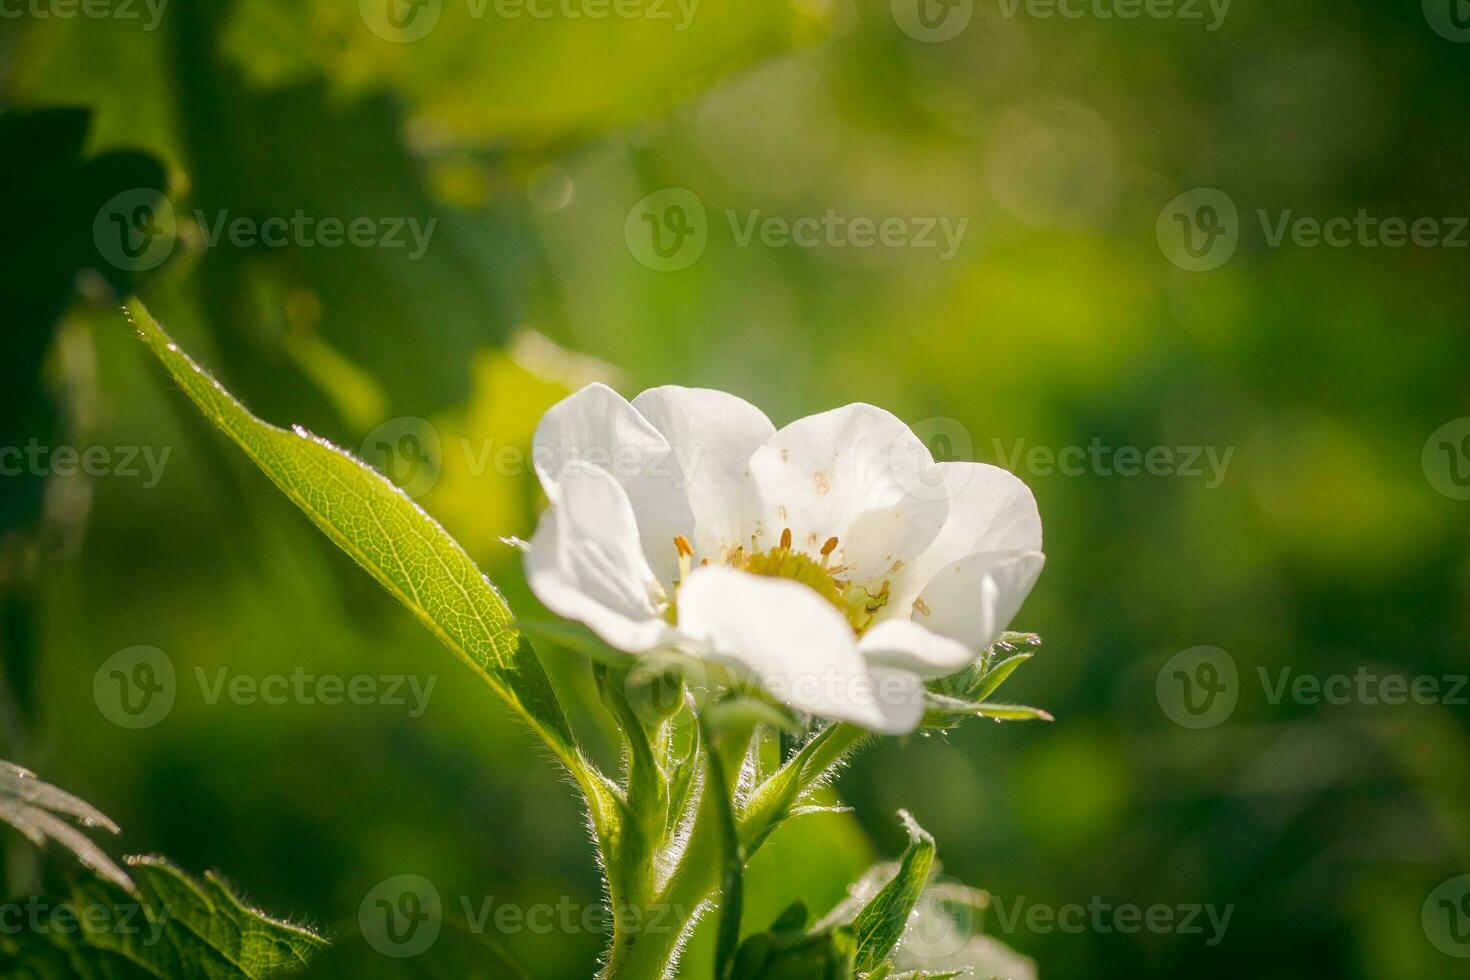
922, 695, 1054, 729
124, 300, 613, 826
0, 856, 327, 977
968, 652, 1035, 703
851, 811, 936, 975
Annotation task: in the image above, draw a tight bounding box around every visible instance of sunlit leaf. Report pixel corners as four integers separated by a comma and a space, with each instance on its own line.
0, 857, 327, 978
125, 299, 615, 828
848, 811, 936, 975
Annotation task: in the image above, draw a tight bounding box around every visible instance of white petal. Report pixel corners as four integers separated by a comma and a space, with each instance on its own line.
913, 550, 1046, 650
525, 461, 678, 654
676, 566, 923, 733
532, 383, 693, 585
886, 461, 1042, 616
744, 404, 948, 583
630, 386, 775, 562
858, 617, 977, 679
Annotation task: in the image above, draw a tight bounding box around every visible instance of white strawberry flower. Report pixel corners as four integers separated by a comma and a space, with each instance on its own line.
525, 384, 1044, 734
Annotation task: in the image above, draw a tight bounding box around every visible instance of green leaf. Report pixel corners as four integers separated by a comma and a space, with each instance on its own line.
0, 856, 327, 978
0, 761, 131, 892
739, 724, 871, 854
924, 696, 1055, 726
218, 0, 830, 146
850, 811, 937, 975
124, 300, 615, 830
967, 652, 1035, 703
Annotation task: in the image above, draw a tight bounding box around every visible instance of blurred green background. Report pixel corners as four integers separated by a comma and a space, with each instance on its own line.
2, 0, 1469, 976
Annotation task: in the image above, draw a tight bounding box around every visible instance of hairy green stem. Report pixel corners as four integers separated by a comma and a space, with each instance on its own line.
601, 722, 873, 978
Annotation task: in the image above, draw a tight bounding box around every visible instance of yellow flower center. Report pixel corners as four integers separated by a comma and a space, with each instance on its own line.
667, 530, 889, 634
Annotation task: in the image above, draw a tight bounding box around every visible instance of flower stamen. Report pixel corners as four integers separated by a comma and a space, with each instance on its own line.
673, 534, 694, 584
779, 527, 792, 550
